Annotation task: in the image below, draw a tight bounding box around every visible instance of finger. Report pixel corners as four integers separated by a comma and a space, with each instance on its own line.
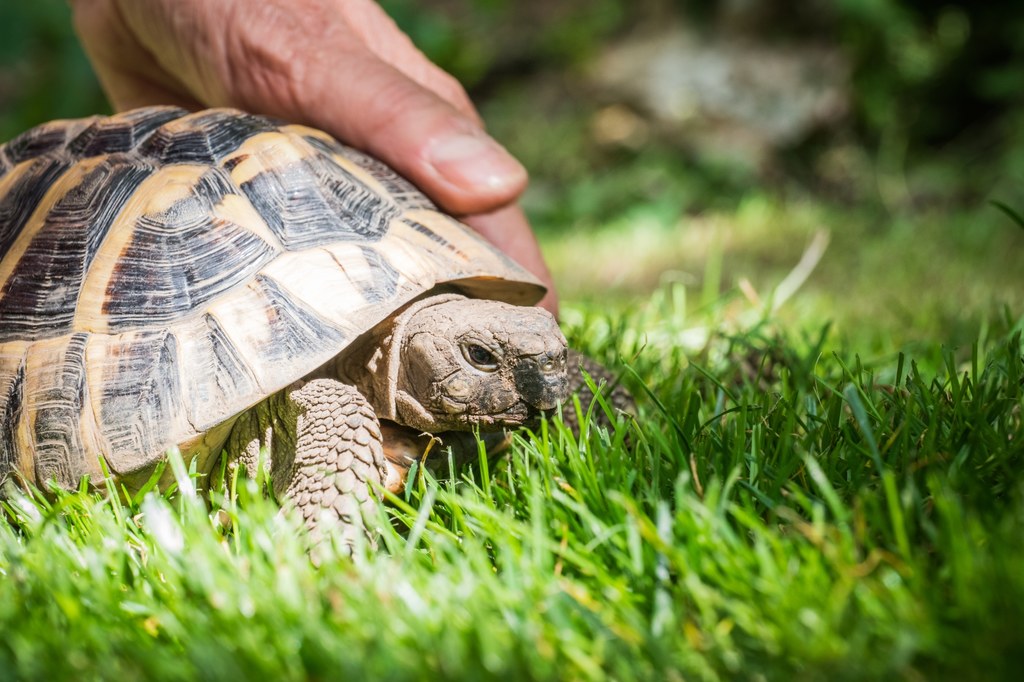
89, 70, 206, 112
71, 0, 205, 111
291, 54, 527, 216
464, 204, 559, 316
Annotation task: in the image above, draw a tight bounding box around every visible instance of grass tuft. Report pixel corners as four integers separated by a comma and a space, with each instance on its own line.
1, 291, 1023, 680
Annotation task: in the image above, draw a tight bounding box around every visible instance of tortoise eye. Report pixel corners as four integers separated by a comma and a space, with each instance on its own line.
462, 343, 499, 371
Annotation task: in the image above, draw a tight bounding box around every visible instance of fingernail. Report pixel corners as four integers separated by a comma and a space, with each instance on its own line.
426, 132, 527, 193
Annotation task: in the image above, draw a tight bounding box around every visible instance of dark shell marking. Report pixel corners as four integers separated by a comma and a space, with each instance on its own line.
100, 167, 278, 331
25, 333, 91, 489
0, 157, 156, 342
67, 108, 184, 158
0, 357, 24, 481
0, 107, 543, 488
237, 148, 400, 249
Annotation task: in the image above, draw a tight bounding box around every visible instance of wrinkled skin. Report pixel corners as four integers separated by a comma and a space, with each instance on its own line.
70, 0, 557, 312
335, 296, 569, 433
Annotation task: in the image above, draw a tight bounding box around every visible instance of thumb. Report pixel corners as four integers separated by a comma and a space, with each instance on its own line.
286, 54, 527, 217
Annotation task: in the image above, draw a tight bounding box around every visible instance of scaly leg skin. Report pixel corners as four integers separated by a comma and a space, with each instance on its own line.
227, 378, 388, 554
561, 349, 636, 436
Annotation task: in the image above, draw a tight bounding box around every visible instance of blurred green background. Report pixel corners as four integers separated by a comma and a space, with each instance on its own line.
2, 0, 1023, 350
0, 2, 107, 137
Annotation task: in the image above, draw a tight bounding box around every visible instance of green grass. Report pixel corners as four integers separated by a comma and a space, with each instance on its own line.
3, 3, 1023, 678
480, 72, 1024, 355
2, 291, 1022, 681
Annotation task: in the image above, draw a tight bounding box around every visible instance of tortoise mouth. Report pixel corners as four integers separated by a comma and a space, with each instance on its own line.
443, 402, 542, 431
378, 422, 514, 493
467, 403, 558, 430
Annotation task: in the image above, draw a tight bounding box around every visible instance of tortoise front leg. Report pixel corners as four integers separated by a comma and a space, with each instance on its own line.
228, 378, 388, 550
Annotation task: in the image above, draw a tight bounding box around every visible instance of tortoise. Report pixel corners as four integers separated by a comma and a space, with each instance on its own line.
0, 106, 592, 546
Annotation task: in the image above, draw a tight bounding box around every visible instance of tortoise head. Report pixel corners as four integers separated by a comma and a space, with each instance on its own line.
387, 296, 569, 432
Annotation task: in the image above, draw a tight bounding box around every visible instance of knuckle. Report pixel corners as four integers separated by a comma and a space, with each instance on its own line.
220, 2, 311, 111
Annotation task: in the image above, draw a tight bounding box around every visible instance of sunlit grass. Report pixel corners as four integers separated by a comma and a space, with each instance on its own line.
539, 190, 1024, 356
2, 286, 1022, 680
482, 77, 1024, 355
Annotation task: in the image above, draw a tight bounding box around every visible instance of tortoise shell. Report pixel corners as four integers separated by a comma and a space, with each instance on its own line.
0, 106, 543, 489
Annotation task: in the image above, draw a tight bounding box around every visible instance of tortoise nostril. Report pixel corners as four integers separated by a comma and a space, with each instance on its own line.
514, 351, 570, 410
538, 351, 565, 374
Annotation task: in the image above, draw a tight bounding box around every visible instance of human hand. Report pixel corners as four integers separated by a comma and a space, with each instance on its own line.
70, 0, 557, 313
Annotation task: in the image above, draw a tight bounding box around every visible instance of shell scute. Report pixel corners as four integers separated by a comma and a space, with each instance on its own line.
0, 156, 156, 343
3, 121, 79, 165
356, 246, 401, 304
67, 106, 185, 158
237, 140, 401, 250
0, 156, 75, 261
138, 109, 276, 165
100, 166, 279, 331
24, 333, 91, 488
87, 329, 189, 472
208, 273, 351, 391
176, 313, 261, 433
305, 134, 436, 211
0, 347, 26, 483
